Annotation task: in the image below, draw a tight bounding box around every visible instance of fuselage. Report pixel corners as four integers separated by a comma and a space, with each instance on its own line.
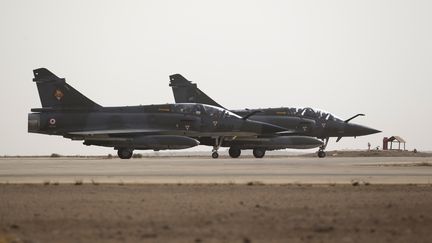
29, 103, 285, 141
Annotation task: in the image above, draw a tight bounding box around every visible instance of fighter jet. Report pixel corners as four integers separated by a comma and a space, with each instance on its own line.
28, 68, 296, 159
169, 74, 381, 158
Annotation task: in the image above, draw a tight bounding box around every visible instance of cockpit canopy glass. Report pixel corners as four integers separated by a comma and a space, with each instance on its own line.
299, 107, 342, 122
173, 103, 241, 119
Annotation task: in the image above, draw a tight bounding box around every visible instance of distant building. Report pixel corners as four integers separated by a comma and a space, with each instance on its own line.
383, 136, 406, 151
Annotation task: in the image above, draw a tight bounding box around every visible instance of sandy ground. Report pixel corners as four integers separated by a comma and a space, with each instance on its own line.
1, 157, 432, 242
0, 184, 431, 243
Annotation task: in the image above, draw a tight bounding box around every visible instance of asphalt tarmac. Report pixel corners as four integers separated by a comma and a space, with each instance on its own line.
1, 156, 431, 184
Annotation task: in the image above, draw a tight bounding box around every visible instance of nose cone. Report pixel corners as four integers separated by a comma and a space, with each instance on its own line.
344, 123, 381, 137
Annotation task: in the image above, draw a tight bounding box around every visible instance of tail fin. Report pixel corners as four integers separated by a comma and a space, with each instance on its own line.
169, 74, 225, 109
33, 68, 101, 110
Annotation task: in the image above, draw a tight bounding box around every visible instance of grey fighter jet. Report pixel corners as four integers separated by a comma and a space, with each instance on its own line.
28, 68, 297, 159
169, 74, 381, 158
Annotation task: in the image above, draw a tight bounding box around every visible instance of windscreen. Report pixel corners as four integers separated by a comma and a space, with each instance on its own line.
173, 103, 240, 119
299, 107, 342, 122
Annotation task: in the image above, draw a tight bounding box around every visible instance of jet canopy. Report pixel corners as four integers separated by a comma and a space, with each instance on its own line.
174, 103, 241, 119
299, 107, 343, 122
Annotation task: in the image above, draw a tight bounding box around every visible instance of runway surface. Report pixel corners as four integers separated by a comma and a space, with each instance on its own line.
1, 156, 432, 184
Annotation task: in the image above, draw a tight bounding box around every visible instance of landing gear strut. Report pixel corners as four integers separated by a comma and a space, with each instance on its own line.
317, 138, 329, 158
212, 137, 224, 159
253, 148, 266, 158
117, 148, 133, 159
228, 147, 241, 158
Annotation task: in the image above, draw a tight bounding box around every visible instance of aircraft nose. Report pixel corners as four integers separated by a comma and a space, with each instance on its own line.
345, 123, 381, 136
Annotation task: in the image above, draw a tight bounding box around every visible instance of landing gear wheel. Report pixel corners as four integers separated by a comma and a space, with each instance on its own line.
117, 148, 133, 159
228, 147, 241, 158
317, 137, 329, 158
253, 148, 266, 158
318, 150, 326, 158
211, 136, 224, 159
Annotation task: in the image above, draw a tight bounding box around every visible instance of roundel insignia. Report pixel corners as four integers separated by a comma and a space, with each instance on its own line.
54, 89, 64, 101
49, 118, 56, 125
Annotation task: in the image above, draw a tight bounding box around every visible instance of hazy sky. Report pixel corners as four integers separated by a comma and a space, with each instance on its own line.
1, 0, 431, 155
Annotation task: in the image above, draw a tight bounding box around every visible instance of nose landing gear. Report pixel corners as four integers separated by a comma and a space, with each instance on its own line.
212, 151, 219, 159
318, 150, 326, 158
212, 137, 224, 159
317, 138, 329, 158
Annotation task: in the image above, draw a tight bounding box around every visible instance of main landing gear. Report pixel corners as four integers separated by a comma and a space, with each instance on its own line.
317, 138, 329, 158
228, 147, 266, 158
228, 147, 241, 158
117, 148, 133, 159
214, 140, 266, 159
252, 148, 266, 158
212, 137, 224, 159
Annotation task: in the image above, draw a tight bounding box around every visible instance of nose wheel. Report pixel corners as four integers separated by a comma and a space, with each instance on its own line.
212, 137, 224, 159
317, 138, 329, 158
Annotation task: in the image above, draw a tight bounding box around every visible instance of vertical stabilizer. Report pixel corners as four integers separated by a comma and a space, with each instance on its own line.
33, 68, 101, 109
169, 74, 225, 109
